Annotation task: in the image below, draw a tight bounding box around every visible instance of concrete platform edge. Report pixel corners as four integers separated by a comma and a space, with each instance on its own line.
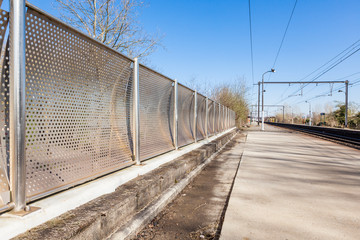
108, 131, 239, 240
12, 129, 238, 240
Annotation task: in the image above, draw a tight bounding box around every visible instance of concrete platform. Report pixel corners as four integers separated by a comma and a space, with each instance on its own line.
220, 125, 360, 240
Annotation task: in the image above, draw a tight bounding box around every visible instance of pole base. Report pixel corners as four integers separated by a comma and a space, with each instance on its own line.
9, 206, 40, 217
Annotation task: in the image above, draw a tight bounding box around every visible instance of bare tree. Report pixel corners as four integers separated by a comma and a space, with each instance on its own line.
212, 79, 249, 127
54, 0, 163, 58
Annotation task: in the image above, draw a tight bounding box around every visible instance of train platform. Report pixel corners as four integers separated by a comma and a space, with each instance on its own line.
220, 125, 360, 240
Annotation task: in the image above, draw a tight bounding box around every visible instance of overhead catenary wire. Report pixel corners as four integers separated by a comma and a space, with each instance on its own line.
270, 0, 298, 73
297, 39, 360, 82
294, 78, 360, 104
274, 42, 360, 105
274, 72, 360, 106
285, 40, 360, 98
267, 0, 298, 97
248, 0, 256, 104
248, 0, 254, 85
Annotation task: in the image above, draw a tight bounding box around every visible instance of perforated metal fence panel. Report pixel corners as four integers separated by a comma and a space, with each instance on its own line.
24, 7, 134, 200
0, 9, 10, 208
177, 84, 194, 147
0, 2, 238, 212
196, 95, 206, 140
138, 65, 174, 160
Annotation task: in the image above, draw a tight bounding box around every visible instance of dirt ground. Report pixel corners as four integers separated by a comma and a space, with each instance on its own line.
132, 133, 247, 240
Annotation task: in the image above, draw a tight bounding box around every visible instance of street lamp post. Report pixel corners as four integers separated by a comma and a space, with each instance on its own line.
306, 101, 312, 126
261, 69, 275, 131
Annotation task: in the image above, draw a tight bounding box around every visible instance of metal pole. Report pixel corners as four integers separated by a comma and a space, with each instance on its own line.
283, 106, 285, 123
222, 105, 224, 131
257, 82, 260, 125
261, 76, 265, 130
174, 79, 178, 149
213, 101, 215, 134
227, 108, 229, 129
223, 106, 226, 130
133, 58, 140, 165
309, 102, 312, 126
260, 70, 275, 130
225, 108, 227, 129
205, 97, 208, 139
345, 80, 349, 128
218, 103, 221, 133
194, 91, 197, 142
10, 0, 27, 212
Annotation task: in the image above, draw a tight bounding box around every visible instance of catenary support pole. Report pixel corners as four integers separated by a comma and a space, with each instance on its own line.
308, 102, 312, 126
10, 0, 27, 212
345, 80, 349, 128
194, 91, 197, 142
283, 106, 285, 123
174, 79, 178, 149
133, 58, 140, 165
257, 82, 260, 125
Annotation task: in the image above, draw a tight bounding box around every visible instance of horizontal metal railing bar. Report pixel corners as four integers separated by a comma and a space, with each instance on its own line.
177, 82, 195, 92
139, 63, 175, 83
27, 161, 135, 202
0, 202, 15, 214
26, 2, 228, 114
25, 1, 134, 63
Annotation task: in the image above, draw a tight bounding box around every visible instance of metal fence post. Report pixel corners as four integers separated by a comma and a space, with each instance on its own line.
213, 101, 215, 134
218, 103, 221, 133
194, 91, 197, 142
9, 0, 27, 212
225, 107, 228, 129
222, 105, 225, 131
226, 108, 228, 129
205, 97, 208, 139
133, 58, 140, 165
174, 79, 178, 149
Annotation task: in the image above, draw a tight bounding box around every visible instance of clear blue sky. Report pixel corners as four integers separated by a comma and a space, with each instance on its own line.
4, 0, 360, 116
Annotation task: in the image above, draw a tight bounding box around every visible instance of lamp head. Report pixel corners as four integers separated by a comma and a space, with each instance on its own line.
271, 68, 275, 73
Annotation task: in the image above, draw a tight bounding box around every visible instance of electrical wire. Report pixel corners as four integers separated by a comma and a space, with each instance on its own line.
297, 39, 360, 82
275, 72, 360, 106
248, 0, 257, 104
286, 41, 360, 98
248, 0, 255, 85
294, 77, 360, 104
270, 0, 298, 74
275, 44, 360, 105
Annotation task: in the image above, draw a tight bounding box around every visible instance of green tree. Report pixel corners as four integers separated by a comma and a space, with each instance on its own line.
333, 104, 346, 126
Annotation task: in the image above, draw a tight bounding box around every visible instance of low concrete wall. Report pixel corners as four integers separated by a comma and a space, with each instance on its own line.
14, 130, 237, 240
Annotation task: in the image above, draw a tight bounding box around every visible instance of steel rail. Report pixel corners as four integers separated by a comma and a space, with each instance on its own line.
267, 122, 360, 149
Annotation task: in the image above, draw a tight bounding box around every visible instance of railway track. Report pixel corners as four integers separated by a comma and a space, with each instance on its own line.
266, 122, 360, 150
